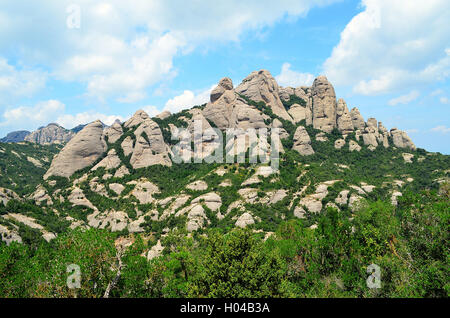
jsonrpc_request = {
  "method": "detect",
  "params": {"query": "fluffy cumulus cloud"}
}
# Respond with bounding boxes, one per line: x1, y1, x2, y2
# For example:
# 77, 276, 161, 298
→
275, 63, 315, 87
164, 85, 216, 113
0, 58, 47, 101
1, 100, 65, 128
56, 112, 125, 129
0, 99, 124, 131
388, 90, 420, 106
323, 0, 450, 95
140, 105, 162, 118
0, 0, 339, 103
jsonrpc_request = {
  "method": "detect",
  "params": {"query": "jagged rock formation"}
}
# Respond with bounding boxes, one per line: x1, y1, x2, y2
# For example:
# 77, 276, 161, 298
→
104, 120, 123, 143
92, 149, 121, 171
236, 70, 293, 122
203, 77, 267, 131
391, 128, 416, 150
44, 120, 107, 179
350, 108, 366, 131
24, 123, 75, 145
156, 111, 171, 120
0, 130, 30, 143
336, 99, 354, 134
292, 126, 314, 155
129, 113, 172, 169
311, 76, 337, 133
124, 109, 149, 128
36, 69, 416, 184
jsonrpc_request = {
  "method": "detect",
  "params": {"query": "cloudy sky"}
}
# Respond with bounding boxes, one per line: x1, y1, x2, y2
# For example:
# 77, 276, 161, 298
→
0, 0, 449, 153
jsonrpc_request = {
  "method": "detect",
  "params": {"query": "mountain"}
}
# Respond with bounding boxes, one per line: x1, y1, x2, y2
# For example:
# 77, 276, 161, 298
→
0, 130, 31, 143
24, 123, 75, 145
70, 124, 87, 134
0, 70, 448, 298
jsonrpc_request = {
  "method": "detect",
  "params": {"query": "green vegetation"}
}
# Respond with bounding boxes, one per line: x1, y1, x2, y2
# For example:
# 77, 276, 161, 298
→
0, 189, 447, 297
281, 94, 307, 109
0, 142, 62, 195
0, 96, 448, 299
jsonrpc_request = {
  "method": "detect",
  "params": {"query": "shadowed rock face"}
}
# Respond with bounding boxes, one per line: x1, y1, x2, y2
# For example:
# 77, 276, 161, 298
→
44, 120, 107, 179
0, 130, 30, 143
24, 123, 75, 145
311, 76, 337, 133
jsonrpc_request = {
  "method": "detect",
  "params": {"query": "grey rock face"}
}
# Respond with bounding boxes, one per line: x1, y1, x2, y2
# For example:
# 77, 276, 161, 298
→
129, 118, 172, 169
367, 118, 378, 129
203, 77, 266, 131
311, 76, 337, 133
236, 70, 293, 122
104, 121, 123, 143
288, 104, 307, 123
25, 123, 75, 145
292, 126, 314, 155
390, 128, 416, 150
349, 140, 362, 152
336, 99, 354, 134
156, 111, 171, 120
210, 77, 233, 103
92, 149, 121, 171
44, 120, 107, 179
124, 110, 150, 128
350, 108, 366, 130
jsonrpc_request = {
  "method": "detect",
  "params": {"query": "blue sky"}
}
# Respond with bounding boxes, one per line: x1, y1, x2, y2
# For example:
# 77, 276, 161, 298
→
0, 0, 449, 153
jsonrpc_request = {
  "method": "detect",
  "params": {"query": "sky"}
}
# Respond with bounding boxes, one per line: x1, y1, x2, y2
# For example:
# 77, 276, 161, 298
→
0, 0, 449, 153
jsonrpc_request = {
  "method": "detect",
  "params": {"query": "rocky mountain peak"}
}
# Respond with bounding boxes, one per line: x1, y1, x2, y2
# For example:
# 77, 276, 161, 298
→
0, 130, 31, 143
210, 77, 234, 103
236, 69, 293, 122
24, 123, 75, 145
311, 75, 337, 133
41, 68, 418, 181
43, 120, 107, 179
124, 110, 150, 128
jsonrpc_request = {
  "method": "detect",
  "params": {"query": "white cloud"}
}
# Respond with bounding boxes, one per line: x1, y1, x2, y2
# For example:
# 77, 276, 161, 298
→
141, 105, 162, 118
164, 85, 216, 113
0, 99, 124, 131
1, 100, 65, 128
431, 125, 450, 133
431, 89, 444, 96
0, 1, 340, 103
275, 63, 315, 87
388, 90, 420, 106
0, 58, 46, 101
323, 0, 450, 95
56, 112, 125, 129
439, 97, 449, 104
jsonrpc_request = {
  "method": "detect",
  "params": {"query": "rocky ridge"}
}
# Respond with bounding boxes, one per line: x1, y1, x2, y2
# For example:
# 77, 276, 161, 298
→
1, 69, 436, 250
